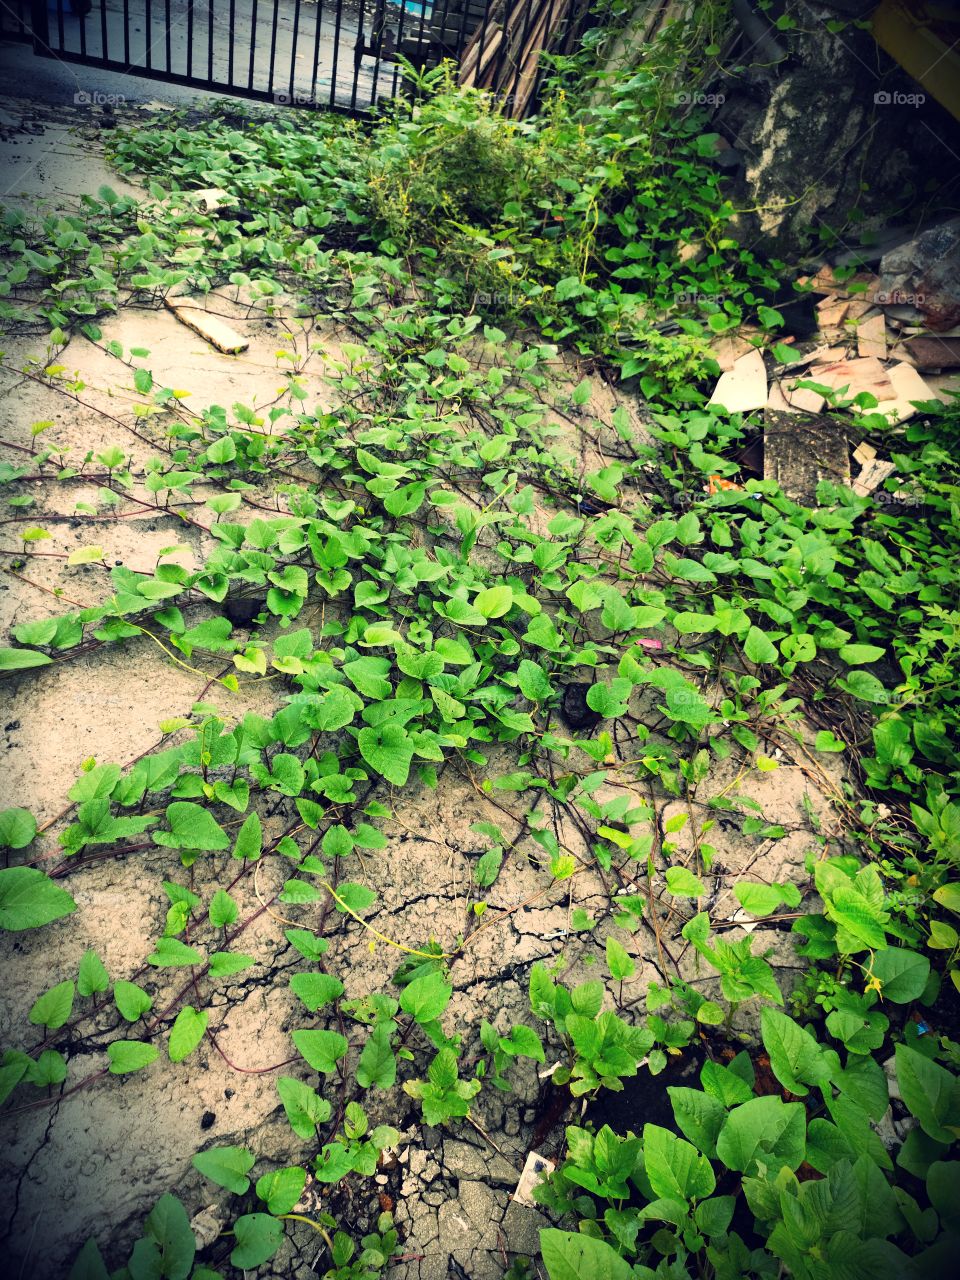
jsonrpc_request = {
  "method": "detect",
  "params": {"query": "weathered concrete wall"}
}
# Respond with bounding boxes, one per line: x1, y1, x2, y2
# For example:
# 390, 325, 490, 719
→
609, 0, 960, 257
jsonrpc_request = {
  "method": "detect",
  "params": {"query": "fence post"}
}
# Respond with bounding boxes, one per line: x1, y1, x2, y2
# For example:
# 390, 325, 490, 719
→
30, 0, 50, 48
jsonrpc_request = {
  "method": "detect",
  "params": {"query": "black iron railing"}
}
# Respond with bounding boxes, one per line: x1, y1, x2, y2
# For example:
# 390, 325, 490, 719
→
1, 0, 589, 115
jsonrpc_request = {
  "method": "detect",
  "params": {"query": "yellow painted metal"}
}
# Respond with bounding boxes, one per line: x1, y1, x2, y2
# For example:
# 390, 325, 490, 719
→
872, 0, 960, 122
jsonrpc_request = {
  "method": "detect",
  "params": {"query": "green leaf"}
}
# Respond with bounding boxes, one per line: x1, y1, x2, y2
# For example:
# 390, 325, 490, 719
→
668, 1086, 726, 1156
30, 1048, 67, 1086
474, 847, 503, 887
399, 970, 452, 1024
107, 1040, 159, 1074
322, 824, 354, 859
760, 1007, 829, 1097
933, 883, 960, 915
290, 972, 344, 1012
168, 1006, 208, 1062
153, 802, 229, 851
0, 866, 76, 930
586, 679, 632, 718
735, 882, 786, 917
208, 888, 238, 928
644, 1123, 715, 1200
343, 655, 392, 699
77, 948, 110, 997
839, 643, 885, 665
716, 1095, 806, 1175
208, 952, 255, 977
870, 949, 930, 1003
357, 723, 413, 786
232, 810, 262, 861
256, 1166, 306, 1215
29, 980, 75, 1030
68, 1239, 110, 1280
230, 1214, 284, 1270
838, 669, 889, 704
744, 626, 778, 664
277, 1076, 332, 1138
114, 979, 153, 1022
308, 686, 359, 732
517, 659, 553, 702
474, 585, 513, 618
606, 936, 635, 981
0, 807, 37, 849
333, 882, 377, 914
895, 1043, 960, 1142
192, 1146, 255, 1195
0, 647, 54, 670
148, 937, 203, 967
352, 822, 387, 850
665, 866, 705, 897
137, 1194, 195, 1280
539, 1229, 633, 1280
356, 1023, 397, 1090
293, 1028, 349, 1073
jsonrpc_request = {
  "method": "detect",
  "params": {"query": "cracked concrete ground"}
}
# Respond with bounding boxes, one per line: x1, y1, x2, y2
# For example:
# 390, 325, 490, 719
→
0, 105, 851, 1279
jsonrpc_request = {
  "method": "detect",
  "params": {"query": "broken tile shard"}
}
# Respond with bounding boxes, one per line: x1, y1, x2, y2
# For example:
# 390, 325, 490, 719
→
709, 348, 767, 413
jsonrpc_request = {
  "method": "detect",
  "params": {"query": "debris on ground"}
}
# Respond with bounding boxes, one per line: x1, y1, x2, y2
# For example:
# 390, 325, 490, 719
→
876, 216, 960, 330
762, 410, 850, 505
163, 299, 250, 354
708, 347, 767, 412
512, 1151, 556, 1208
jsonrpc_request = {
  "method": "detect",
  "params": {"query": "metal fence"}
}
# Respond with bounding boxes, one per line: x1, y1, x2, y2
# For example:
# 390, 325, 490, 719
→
0, 0, 528, 113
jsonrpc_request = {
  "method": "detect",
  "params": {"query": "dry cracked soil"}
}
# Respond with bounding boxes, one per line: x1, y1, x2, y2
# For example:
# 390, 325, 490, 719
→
0, 101, 849, 1280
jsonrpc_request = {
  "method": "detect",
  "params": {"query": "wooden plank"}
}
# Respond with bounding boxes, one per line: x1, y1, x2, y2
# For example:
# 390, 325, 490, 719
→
763, 410, 851, 505
163, 300, 249, 354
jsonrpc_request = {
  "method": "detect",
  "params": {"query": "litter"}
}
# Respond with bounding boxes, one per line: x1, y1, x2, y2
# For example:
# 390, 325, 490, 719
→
512, 1150, 556, 1208
163, 299, 249, 355
855, 312, 888, 361
709, 348, 767, 413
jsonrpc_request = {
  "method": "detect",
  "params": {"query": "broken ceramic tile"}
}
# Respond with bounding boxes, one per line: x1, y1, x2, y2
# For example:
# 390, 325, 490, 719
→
763, 410, 850, 504
709, 348, 767, 413
852, 440, 877, 465
902, 334, 960, 371
786, 383, 826, 413
813, 355, 895, 403
852, 458, 897, 496
709, 334, 754, 372
817, 300, 850, 328
855, 312, 887, 360
766, 380, 795, 412
871, 361, 937, 424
